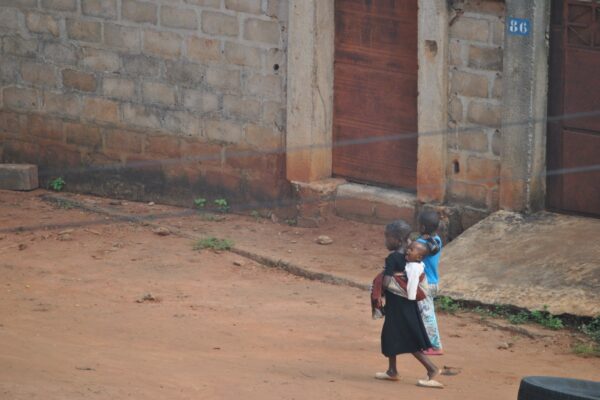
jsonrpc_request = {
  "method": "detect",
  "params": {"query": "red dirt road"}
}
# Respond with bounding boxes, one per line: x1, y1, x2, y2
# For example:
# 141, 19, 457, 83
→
1, 191, 599, 399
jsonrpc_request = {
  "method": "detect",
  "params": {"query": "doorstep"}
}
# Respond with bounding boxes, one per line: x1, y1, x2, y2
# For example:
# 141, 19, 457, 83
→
292, 178, 417, 227
334, 183, 417, 225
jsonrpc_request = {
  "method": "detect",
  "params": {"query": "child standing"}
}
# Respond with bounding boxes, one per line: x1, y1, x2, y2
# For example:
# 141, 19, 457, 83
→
416, 210, 444, 355
373, 220, 443, 388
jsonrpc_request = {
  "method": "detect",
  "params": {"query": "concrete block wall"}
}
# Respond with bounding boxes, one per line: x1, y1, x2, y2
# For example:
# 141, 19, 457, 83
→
0, 0, 289, 206
446, 0, 505, 229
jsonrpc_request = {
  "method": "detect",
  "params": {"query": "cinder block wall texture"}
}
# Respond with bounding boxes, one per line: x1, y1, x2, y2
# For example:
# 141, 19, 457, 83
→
0, 0, 289, 206
446, 0, 505, 229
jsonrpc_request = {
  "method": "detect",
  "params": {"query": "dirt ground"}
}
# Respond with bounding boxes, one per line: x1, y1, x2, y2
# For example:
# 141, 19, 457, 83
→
1, 190, 599, 400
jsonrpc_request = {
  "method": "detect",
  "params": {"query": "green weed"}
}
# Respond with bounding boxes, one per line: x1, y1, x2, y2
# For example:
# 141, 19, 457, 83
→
49, 177, 65, 192
493, 304, 512, 316
530, 306, 564, 330
472, 306, 501, 319
507, 311, 530, 325
436, 296, 460, 314
436, 298, 567, 331
193, 237, 234, 251
194, 198, 207, 209
214, 198, 229, 213
581, 317, 600, 344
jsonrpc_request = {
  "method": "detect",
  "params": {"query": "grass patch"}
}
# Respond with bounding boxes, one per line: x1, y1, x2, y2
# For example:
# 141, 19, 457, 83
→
193, 237, 234, 251
472, 305, 505, 319
435, 297, 578, 333
581, 317, 600, 344
572, 343, 600, 357
507, 311, 530, 325
530, 307, 564, 330
435, 296, 460, 314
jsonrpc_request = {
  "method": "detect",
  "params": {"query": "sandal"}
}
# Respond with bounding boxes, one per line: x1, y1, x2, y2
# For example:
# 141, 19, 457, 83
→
417, 378, 444, 388
375, 372, 400, 381
422, 348, 444, 356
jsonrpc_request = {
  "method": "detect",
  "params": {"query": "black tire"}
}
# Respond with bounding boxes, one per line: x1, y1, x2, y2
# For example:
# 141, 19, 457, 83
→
518, 376, 600, 400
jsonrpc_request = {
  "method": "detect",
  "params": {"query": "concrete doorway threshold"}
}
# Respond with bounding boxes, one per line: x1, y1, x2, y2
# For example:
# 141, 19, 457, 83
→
334, 183, 416, 225
440, 211, 600, 317
293, 179, 417, 227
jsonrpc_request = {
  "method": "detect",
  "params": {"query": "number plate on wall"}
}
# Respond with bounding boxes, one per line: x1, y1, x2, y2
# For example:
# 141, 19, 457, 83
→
507, 17, 531, 36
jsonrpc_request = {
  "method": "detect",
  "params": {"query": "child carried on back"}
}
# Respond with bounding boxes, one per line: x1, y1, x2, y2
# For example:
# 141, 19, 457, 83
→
369, 220, 443, 388
371, 242, 428, 318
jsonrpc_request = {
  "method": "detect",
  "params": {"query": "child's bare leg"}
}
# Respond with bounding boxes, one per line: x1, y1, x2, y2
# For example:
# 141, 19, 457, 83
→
387, 356, 398, 377
411, 352, 439, 379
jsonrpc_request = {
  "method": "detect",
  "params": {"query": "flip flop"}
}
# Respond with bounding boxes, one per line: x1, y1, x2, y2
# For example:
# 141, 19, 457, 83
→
417, 379, 444, 389
375, 372, 400, 381
422, 348, 444, 356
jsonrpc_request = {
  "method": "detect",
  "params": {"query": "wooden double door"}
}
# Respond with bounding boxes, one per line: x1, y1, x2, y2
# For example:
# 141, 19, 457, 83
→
333, 0, 418, 190
548, 0, 600, 216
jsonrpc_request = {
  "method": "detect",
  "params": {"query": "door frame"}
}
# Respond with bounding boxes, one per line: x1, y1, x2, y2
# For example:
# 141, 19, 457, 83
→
285, 0, 449, 204
546, 0, 600, 216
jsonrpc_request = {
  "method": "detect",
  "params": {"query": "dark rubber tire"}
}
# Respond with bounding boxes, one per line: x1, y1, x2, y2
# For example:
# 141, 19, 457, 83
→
518, 376, 600, 400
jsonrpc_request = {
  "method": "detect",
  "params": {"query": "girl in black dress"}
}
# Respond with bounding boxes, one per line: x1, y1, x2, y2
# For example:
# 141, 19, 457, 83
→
374, 220, 443, 388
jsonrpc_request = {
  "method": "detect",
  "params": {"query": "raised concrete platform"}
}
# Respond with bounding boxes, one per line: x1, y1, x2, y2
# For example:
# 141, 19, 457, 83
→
293, 180, 473, 241
440, 211, 600, 317
334, 183, 417, 225
0, 164, 38, 191
292, 179, 417, 227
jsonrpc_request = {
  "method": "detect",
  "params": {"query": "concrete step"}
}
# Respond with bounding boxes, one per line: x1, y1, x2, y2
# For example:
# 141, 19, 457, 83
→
0, 164, 38, 191
293, 179, 417, 227
334, 183, 416, 225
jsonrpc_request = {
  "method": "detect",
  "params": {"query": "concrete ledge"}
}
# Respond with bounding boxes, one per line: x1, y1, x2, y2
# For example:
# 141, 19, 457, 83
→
292, 178, 345, 197
292, 178, 346, 227
0, 164, 38, 191
441, 210, 600, 317
335, 183, 417, 225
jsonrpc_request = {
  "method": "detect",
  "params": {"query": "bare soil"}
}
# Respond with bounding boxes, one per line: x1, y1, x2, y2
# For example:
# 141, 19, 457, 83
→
1, 190, 598, 400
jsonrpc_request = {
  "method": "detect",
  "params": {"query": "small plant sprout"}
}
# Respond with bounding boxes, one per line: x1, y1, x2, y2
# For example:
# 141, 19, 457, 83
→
49, 177, 65, 192
194, 198, 207, 209
214, 198, 229, 213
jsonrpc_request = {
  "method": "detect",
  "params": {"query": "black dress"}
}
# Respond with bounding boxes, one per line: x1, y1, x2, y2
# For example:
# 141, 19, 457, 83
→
381, 251, 432, 357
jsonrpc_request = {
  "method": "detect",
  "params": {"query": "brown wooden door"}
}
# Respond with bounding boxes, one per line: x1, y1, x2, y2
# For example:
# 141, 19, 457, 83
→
333, 0, 418, 190
547, 0, 600, 216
